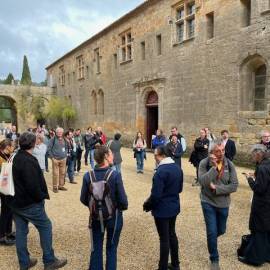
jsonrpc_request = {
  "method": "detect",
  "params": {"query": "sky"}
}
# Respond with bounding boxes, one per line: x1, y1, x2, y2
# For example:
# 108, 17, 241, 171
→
0, 0, 144, 82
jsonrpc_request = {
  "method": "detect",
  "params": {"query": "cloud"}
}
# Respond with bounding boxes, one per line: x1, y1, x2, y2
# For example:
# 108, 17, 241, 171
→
0, 0, 144, 82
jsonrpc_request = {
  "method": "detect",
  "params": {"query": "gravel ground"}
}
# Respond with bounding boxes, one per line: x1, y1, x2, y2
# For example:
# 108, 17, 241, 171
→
1, 148, 269, 270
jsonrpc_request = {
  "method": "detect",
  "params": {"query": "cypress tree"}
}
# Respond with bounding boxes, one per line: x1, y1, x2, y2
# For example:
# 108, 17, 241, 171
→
20, 55, 32, 85
4, 73, 14, 84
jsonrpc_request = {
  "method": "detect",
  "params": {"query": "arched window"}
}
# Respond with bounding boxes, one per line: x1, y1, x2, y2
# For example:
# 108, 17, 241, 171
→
240, 55, 268, 111
91, 90, 97, 115
254, 64, 267, 111
97, 89, 104, 115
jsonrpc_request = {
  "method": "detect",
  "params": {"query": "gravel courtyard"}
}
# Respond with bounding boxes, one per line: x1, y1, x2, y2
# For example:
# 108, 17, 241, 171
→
1, 148, 268, 270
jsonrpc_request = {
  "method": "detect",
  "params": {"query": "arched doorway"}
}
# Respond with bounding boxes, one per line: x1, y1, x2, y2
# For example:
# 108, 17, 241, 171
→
146, 91, 158, 148
0, 96, 17, 127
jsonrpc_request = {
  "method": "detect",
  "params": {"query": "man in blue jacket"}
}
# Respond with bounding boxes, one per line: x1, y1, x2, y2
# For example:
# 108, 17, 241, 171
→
143, 145, 183, 270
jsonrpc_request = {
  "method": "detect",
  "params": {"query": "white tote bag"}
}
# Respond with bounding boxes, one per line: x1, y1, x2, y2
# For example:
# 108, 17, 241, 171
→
0, 155, 15, 196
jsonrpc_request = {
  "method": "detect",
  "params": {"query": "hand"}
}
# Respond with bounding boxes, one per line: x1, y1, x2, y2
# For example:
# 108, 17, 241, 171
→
204, 145, 208, 149
143, 199, 152, 212
209, 154, 218, 168
209, 182, 216, 191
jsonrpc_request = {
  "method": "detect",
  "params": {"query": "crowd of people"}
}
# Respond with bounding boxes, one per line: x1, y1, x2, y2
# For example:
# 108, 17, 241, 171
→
0, 124, 270, 270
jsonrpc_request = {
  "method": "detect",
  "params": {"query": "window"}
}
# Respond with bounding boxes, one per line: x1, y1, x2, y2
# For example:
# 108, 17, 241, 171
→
241, 0, 251, 27
206, 12, 214, 39
94, 48, 100, 73
254, 65, 267, 111
67, 73, 70, 85
175, 1, 196, 43
120, 30, 132, 62
156, 35, 162, 55
97, 89, 104, 115
59, 65, 65, 86
76, 55, 84, 80
91, 91, 97, 115
86, 66, 89, 79
141, 41, 146, 60
113, 54, 117, 68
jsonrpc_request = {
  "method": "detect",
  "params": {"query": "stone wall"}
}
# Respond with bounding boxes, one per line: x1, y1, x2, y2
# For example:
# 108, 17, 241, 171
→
46, 0, 270, 162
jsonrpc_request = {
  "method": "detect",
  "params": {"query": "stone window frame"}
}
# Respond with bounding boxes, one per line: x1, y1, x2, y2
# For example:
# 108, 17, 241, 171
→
240, 54, 268, 112
76, 55, 85, 80
91, 90, 97, 115
59, 65, 65, 86
94, 48, 101, 74
97, 89, 104, 115
206, 12, 214, 40
173, 0, 196, 44
240, 0, 251, 27
119, 29, 133, 64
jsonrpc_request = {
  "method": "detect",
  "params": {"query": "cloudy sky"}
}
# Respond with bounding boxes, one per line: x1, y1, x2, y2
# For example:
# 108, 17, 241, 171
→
0, 0, 144, 82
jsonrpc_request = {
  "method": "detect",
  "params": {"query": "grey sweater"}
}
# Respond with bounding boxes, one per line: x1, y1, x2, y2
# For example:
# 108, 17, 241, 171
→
47, 137, 67, 160
198, 157, 238, 208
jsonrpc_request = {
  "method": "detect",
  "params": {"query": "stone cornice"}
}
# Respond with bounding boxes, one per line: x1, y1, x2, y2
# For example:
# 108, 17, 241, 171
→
132, 76, 166, 87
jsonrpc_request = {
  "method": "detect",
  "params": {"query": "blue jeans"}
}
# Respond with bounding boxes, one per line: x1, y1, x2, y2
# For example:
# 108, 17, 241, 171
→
67, 156, 75, 182
89, 149, 95, 169
112, 164, 121, 174
135, 151, 144, 172
89, 212, 123, 270
11, 201, 55, 268
201, 202, 229, 262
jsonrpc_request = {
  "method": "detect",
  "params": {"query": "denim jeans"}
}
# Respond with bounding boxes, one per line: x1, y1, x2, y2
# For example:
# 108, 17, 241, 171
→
11, 201, 55, 268
89, 212, 123, 270
89, 149, 95, 169
135, 151, 144, 172
201, 202, 229, 262
112, 164, 121, 174
154, 216, 179, 270
66, 156, 75, 182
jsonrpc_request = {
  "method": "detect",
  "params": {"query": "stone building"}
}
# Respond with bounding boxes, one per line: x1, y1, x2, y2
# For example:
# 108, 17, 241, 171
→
46, 0, 270, 160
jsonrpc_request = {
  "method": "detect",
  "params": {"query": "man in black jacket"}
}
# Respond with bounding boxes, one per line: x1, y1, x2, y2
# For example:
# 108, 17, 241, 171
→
7, 132, 67, 270
221, 130, 236, 161
5, 125, 20, 141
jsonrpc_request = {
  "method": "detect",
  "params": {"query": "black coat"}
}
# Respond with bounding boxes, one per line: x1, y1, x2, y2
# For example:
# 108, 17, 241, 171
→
248, 158, 270, 232
7, 149, 49, 209
224, 139, 236, 161
189, 137, 209, 167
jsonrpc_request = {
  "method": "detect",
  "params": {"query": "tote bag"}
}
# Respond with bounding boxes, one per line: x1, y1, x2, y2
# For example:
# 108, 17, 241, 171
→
0, 155, 15, 196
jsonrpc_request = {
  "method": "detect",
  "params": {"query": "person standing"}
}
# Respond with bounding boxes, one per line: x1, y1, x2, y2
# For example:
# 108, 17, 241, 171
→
65, 130, 77, 184
6, 125, 20, 141
198, 139, 238, 270
151, 129, 166, 149
80, 145, 128, 270
0, 139, 15, 246
133, 132, 147, 174
260, 130, 270, 150
74, 128, 84, 174
169, 127, 186, 152
221, 130, 236, 161
238, 144, 270, 266
166, 134, 183, 168
32, 134, 47, 173
84, 127, 94, 166
47, 127, 67, 193
96, 127, 106, 145
189, 129, 210, 186
7, 132, 67, 270
108, 133, 122, 174
143, 146, 183, 270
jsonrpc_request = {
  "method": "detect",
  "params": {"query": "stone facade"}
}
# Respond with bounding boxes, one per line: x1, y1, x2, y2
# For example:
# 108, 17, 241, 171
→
0, 85, 55, 131
46, 0, 270, 161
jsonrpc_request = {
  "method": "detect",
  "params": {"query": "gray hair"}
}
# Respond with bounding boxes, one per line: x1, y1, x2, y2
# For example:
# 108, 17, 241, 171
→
56, 127, 64, 133
251, 144, 267, 153
208, 138, 224, 153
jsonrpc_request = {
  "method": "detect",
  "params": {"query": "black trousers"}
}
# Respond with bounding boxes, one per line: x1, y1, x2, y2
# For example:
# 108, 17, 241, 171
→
84, 148, 90, 165
154, 216, 179, 270
74, 149, 83, 172
0, 194, 13, 238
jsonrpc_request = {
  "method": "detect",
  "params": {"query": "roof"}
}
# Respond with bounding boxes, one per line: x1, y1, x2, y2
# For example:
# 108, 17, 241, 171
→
46, 0, 160, 70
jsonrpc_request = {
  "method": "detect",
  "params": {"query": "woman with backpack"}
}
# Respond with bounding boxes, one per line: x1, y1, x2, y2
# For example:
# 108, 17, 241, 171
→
80, 145, 128, 270
133, 131, 147, 174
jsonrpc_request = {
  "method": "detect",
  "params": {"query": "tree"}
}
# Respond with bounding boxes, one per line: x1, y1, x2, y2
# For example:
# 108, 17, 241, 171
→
45, 97, 76, 128
4, 73, 14, 84
20, 55, 32, 85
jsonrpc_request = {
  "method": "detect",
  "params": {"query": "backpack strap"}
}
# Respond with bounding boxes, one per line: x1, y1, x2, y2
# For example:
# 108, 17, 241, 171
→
88, 170, 97, 184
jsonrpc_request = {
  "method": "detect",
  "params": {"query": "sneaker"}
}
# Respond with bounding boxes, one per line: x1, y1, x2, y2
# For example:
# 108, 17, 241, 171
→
20, 258, 38, 270
44, 257, 67, 270
6, 232, 16, 240
210, 261, 220, 270
58, 187, 67, 191
53, 188, 58, 193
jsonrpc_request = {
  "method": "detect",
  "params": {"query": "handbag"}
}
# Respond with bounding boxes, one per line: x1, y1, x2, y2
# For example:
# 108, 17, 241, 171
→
0, 155, 15, 196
